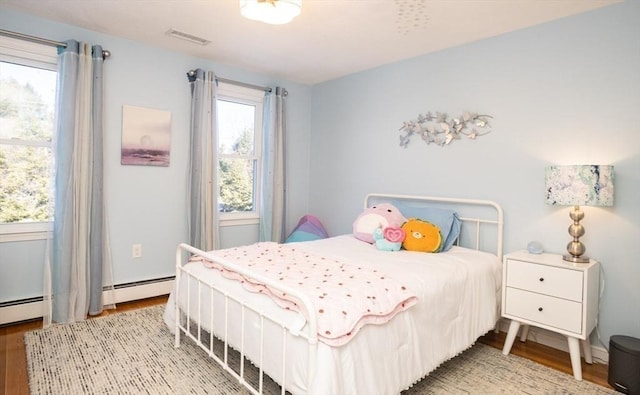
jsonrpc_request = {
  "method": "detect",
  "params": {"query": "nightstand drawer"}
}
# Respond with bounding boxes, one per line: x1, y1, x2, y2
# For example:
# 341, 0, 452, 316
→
506, 259, 583, 302
504, 287, 582, 334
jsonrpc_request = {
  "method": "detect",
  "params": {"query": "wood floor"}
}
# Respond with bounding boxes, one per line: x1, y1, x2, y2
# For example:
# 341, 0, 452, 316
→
1, 295, 612, 394
479, 330, 611, 389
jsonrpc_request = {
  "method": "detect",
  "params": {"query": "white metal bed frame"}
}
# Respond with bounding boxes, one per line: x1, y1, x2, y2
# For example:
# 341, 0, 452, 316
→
173, 193, 504, 394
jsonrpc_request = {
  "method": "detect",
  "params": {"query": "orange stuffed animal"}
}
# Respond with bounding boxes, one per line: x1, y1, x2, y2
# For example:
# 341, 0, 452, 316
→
401, 218, 443, 253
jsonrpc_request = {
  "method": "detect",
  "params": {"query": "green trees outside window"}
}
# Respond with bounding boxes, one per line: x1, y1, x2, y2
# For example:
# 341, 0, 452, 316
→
0, 63, 55, 224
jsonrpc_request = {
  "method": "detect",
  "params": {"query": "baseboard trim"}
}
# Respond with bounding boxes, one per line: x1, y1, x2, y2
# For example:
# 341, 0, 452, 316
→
0, 299, 44, 326
0, 277, 174, 326
496, 318, 609, 364
111, 276, 174, 304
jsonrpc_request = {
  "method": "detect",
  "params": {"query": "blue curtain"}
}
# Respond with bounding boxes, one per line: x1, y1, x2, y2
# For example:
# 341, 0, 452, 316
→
259, 87, 287, 242
187, 69, 219, 250
45, 40, 113, 325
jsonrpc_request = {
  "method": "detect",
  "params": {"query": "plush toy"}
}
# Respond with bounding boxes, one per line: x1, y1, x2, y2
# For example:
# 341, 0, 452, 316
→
373, 226, 406, 252
353, 203, 406, 244
401, 218, 443, 253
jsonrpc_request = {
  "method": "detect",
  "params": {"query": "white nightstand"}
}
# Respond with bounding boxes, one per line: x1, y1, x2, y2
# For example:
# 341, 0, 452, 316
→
501, 250, 600, 381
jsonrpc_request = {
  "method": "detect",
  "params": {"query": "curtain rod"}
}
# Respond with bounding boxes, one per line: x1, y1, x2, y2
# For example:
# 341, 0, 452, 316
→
187, 69, 272, 93
0, 28, 111, 59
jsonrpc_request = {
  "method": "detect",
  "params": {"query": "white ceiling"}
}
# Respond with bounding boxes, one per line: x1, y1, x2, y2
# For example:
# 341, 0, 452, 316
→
0, 0, 621, 84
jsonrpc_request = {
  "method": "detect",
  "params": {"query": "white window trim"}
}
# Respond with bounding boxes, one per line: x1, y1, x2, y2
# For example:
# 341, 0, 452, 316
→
0, 35, 57, 70
216, 82, 265, 226
0, 36, 57, 242
219, 217, 260, 227
0, 222, 52, 242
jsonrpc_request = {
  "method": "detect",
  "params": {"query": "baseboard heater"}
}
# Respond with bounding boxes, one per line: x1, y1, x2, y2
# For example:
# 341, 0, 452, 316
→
0, 276, 174, 326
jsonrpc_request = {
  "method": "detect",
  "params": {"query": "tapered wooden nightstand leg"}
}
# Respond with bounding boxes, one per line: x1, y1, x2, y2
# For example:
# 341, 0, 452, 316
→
582, 339, 593, 364
519, 325, 529, 342
502, 320, 521, 355
567, 337, 583, 381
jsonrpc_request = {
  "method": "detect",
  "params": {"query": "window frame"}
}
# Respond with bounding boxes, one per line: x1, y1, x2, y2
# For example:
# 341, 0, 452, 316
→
0, 36, 57, 242
216, 82, 265, 227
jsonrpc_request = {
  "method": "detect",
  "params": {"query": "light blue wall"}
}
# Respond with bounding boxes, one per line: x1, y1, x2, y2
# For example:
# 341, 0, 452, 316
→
309, 1, 640, 344
0, 7, 312, 302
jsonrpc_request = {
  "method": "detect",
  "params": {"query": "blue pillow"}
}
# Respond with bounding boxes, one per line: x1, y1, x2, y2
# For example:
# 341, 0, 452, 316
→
393, 203, 461, 252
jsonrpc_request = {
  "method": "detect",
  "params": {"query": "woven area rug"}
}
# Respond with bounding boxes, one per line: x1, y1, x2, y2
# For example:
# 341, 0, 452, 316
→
25, 305, 615, 395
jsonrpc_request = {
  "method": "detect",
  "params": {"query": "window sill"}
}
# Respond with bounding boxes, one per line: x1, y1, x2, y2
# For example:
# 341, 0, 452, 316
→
0, 223, 52, 243
0, 218, 260, 242
219, 217, 260, 227
0, 231, 48, 243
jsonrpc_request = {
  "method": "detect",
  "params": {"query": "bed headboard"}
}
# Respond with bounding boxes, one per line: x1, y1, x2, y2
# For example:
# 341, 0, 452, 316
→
364, 193, 504, 260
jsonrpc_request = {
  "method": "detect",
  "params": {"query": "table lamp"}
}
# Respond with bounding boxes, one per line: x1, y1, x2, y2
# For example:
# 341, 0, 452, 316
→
545, 165, 614, 263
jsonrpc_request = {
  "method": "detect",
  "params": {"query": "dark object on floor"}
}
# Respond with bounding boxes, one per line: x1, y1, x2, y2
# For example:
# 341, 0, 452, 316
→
608, 335, 640, 394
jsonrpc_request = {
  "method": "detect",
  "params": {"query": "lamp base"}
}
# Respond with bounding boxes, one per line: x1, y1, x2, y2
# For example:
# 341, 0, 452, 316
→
563, 254, 590, 264
564, 206, 589, 264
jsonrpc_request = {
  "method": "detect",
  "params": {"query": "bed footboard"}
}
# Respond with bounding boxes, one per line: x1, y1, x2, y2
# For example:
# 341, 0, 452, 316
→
173, 243, 318, 395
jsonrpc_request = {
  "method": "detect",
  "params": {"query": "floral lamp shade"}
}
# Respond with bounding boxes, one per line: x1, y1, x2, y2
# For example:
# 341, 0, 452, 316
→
545, 164, 614, 263
545, 165, 614, 207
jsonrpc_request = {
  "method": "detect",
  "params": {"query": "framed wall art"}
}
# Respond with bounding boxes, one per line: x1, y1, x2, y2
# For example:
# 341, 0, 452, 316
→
121, 105, 171, 166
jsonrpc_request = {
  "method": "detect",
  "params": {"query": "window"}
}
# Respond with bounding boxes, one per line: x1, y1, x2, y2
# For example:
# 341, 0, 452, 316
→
216, 82, 264, 225
0, 37, 57, 241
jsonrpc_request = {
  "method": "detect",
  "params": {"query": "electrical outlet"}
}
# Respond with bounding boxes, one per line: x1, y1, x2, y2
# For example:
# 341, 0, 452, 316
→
132, 244, 142, 258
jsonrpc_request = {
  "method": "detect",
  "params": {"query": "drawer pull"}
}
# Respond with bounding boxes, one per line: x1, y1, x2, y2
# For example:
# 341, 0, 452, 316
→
539, 277, 544, 282
538, 307, 543, 312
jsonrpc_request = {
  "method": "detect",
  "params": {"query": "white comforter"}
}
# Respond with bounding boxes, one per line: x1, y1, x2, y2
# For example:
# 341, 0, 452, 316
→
164, 235, 502, 395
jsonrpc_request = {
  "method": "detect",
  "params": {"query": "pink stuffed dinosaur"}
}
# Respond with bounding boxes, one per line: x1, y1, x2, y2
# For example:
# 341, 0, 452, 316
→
352, 203, 406, 244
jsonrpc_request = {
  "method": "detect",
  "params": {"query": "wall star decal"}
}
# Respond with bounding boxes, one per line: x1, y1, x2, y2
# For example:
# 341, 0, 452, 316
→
399, 111, 492, 147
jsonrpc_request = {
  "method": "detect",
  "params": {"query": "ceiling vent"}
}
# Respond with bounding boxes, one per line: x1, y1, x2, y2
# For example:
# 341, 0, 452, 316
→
166, 28, 210, 45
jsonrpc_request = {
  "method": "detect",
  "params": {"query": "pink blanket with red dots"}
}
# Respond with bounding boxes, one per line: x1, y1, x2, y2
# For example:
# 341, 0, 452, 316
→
191, 242, 418, 346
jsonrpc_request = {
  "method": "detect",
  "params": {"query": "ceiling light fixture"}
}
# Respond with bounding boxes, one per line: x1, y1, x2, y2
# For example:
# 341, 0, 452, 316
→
240, 0, 302, 25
